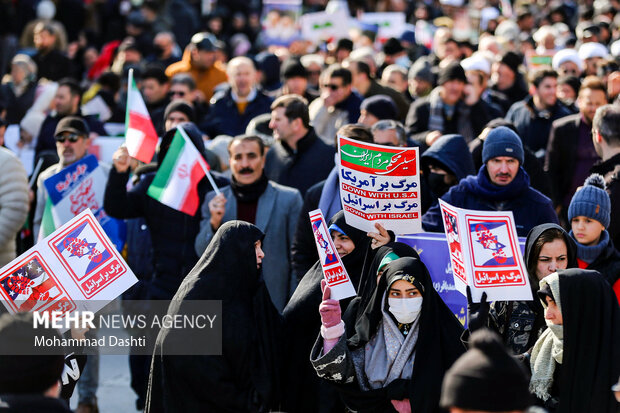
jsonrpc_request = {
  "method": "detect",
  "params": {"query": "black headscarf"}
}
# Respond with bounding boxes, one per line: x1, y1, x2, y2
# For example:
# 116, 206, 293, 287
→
146, 221, 282, 412
554, 269, 620, 413
338, 257, 466, 413
524, 223, 578, 293
345, 242, 421, 332
281, 210, 372, 413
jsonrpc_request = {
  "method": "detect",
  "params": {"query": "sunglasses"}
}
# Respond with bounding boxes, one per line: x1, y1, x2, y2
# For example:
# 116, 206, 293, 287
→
169, 90, 186, 97
323, 83, 342, 91
55, 133, 82, 143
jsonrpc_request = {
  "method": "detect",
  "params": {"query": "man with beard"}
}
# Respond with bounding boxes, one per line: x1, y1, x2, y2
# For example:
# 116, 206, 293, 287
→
422, 126, 558, 236
33, 117, 107, 240
195, 134, 302, 311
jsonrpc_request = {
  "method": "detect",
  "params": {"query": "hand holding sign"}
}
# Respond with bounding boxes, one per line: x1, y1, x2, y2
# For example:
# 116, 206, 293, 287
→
319, 279, 341, 327
466, 286, 489, 332
367, 222, 391, 249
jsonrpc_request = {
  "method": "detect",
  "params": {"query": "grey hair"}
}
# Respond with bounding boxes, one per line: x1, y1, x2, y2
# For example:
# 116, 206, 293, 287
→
371, 120, 406, 145
592, 104, 620, 146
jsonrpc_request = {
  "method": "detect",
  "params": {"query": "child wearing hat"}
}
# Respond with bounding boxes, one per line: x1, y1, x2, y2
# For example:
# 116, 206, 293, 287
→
568, 173, 620, 302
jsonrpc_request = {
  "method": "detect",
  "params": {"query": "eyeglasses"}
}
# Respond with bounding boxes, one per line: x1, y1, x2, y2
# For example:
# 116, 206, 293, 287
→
323, 83, 342, 91
54, 133, 82, 143
169, 90, 186, 97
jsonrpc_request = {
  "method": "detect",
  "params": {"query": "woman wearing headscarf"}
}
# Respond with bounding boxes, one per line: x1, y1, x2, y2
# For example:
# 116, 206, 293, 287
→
467, 223, 578, 355
529, 269, 619, 412
311, 257, 466, 413
146, 221, 282, 412
281, 210, 389, 412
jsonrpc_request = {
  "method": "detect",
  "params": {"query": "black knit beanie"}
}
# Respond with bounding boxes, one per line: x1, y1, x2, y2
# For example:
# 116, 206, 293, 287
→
499, 51, 522, 75
360, 95, 397, 121
0, 312, 65, 394
440, 329, 531, 411
438, 62, 467, 85
164, 100, 195, 124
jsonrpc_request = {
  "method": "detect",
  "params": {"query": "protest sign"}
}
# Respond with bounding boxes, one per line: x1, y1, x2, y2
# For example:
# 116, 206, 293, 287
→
359, 12, 406, 40
261, 0, 302, 46
439, 200, 532, 302
338, 136, 421, 234
0, 209, 137, 316
397, 232, 527, 327
309, 209, 356, 300
41, 154, 126, 251
300, 10, 350, 43
525, 50, 555, 70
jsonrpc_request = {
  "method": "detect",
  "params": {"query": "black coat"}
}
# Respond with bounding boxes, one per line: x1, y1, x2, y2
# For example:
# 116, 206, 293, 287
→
290, 179, 324, 280
405, 95, 500, 153
0, 395, 73, 412
590, 153, 620, 248
103, 123, 228, 299
545, 114, 600, 211
469, 135, 552, 198
33, 49, 71, 82
146, 221, 282, 412
202, 88, 273, 137
264, 127, 335, 196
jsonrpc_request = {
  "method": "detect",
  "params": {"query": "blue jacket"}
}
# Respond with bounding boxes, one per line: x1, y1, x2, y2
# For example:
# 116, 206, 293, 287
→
422, 166, 558, 236
202, 88, 273, 137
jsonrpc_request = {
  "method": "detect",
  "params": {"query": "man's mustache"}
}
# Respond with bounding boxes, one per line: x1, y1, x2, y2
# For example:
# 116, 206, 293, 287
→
239, 167, 254, 174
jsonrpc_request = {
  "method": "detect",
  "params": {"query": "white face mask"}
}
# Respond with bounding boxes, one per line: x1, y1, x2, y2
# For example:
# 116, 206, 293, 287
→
388, 296, 423, 324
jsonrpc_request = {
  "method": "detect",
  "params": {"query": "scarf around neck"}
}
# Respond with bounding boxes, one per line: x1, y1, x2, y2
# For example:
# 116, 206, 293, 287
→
230, 173, 269, 203
530, 273, 563, 401
467, 165, 530, 202
363, 291, 420, 390
570, 229, 610, 264
428, 88, 474, 142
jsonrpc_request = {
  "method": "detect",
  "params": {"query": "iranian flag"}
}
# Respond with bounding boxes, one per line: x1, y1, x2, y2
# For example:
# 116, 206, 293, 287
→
147, 126, 209, 216
125, 69, 158, 163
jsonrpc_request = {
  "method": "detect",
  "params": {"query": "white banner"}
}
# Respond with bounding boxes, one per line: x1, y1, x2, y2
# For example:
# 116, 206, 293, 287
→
439, 200, 533, 302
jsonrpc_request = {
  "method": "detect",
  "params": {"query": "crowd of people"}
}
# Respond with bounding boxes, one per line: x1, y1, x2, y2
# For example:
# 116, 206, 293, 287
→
0, 0, 619, 412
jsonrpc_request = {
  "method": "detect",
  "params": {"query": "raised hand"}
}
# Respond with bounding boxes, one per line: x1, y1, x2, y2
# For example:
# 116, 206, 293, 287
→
466, 286, 489, 332
319, 279, 341, 328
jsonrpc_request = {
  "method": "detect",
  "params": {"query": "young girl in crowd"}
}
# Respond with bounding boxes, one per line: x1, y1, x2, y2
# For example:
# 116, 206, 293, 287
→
567, 174, 620, 302
529, 269, 619, 412
312, 257, 465, 413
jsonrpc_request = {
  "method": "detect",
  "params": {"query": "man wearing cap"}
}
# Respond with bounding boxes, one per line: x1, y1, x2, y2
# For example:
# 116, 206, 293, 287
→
422, 126, 558, 236
195, 134, 302, 311
408, 58, 434, 101
34, 116, 108, 240
343, 58, 410, 121
578, 42, 609, 76
358, 95, 398, 127
165, 32, 227, 102
406, 62, 500, 152
546, 77, 607, 224
491, 51, 529, 109
461, 53, 508, 116
270, 58, 319, 103
203, 56, 273, 138
506, 69, 572, 160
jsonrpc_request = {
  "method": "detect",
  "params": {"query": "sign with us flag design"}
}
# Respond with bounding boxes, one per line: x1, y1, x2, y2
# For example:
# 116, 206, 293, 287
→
0, 209, 137, 317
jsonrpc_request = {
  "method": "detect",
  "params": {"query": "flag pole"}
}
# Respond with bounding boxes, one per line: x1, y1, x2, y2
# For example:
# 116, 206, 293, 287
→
177, 126, 221, 195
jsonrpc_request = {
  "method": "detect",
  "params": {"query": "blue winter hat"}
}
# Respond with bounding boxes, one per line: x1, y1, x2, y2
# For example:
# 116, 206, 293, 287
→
568, 174, 610, 228
482, 126, 524, 165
